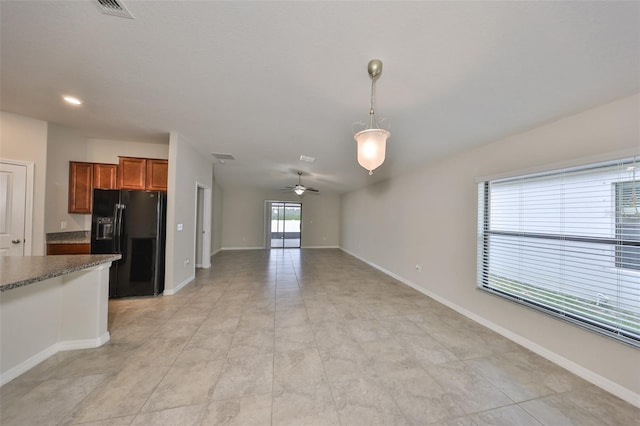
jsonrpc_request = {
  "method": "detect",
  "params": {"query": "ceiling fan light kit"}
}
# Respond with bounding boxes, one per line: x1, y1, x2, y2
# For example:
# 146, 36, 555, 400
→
283, 172, 319, 196
354, 58, 390, 175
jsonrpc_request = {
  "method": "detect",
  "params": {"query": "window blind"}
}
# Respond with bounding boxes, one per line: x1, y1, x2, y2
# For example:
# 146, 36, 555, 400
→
477, 156, 640, 346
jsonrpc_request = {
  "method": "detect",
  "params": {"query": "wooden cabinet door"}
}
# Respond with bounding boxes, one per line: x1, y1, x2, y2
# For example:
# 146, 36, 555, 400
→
118, 157, 146, 190
68, 162, 93, 213
93, 163, 118, 189
47, 243, 91, 255
146, 159, 168, 191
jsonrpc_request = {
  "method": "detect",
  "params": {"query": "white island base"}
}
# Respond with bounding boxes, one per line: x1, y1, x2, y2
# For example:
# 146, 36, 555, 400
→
0, 261, 112, 386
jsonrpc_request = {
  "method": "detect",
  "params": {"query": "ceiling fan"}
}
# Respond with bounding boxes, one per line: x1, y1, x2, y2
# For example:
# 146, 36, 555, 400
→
282, 172, 319, 196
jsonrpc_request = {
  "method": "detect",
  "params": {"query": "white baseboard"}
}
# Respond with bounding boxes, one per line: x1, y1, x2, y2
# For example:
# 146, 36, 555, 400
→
0, 332, 111, 387
0, 344, 58, 386
220, 246, 265, 251
218, 246, 340, 251
210, 248, 222, 257
218, 246, 341, 250
163, 274, 195, 295
340, 248, 640, 409
58, 332, 111, 351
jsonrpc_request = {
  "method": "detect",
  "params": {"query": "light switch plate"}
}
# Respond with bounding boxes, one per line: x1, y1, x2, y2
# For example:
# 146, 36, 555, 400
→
177, 223, 183, 231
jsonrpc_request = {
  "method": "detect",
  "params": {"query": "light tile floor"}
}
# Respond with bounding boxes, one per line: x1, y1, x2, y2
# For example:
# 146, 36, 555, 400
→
1, 249, 638, 425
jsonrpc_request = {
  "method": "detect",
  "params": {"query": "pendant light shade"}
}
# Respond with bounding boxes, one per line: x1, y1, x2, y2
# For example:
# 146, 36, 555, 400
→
354, 59, 390, 175
354, 128, 389, 173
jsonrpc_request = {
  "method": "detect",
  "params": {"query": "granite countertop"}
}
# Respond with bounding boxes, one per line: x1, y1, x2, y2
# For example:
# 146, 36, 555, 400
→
46, 231, 91, 245
0, 254, 121, 292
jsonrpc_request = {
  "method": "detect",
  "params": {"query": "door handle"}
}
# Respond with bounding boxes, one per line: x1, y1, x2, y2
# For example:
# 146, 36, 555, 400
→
11, 239, 21, 244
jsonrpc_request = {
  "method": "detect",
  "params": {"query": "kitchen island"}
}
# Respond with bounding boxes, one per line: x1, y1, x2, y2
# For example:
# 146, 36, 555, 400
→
0, 254, 120, 386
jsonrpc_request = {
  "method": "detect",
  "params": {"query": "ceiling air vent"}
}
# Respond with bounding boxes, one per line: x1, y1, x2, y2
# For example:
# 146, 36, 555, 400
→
211, 153, 236, 163
94, 0, 134, 19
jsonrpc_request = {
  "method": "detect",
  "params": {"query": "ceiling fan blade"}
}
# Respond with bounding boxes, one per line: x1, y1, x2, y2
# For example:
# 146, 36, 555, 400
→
306, 188, 319, 192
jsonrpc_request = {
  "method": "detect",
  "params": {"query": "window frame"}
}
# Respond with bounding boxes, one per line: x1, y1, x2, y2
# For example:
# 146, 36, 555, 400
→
477, 157, 640, 348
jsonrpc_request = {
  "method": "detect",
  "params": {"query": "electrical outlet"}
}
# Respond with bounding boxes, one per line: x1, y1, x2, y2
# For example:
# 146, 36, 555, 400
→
60, 221, 67, 230
184, 258, 190, 267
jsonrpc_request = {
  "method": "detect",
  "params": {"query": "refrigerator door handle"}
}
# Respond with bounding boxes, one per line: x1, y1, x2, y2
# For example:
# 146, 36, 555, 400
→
112, 204, 120, 252
115, 204, 125, 253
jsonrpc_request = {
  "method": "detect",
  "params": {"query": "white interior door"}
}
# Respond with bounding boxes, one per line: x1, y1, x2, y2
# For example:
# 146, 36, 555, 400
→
0, 162, 27, 256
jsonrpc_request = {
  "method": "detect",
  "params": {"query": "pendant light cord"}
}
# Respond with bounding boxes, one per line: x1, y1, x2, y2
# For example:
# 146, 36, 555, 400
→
369, 78, 376, 129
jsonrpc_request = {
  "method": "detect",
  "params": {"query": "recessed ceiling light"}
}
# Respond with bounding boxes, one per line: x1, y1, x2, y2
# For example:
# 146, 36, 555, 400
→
63, 96, 83, 105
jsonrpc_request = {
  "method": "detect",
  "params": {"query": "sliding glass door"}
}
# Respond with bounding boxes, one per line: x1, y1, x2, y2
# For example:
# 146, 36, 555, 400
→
268, 202, 301, 248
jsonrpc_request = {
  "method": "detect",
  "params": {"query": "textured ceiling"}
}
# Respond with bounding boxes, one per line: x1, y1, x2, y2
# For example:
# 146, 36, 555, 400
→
1, 1, 639, 193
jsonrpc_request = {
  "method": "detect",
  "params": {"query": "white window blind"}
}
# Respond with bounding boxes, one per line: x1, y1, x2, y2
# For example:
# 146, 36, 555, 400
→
477, 156, 640, 346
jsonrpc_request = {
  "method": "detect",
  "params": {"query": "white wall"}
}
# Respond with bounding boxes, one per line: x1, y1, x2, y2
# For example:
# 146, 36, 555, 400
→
299, 192, 341, 248
85, 138, 169, 163
45, 123, 91, 232
341, 94, 640, 404
221, 188, 340, 249
0, 111, 48, 254
165, 132, 213, 294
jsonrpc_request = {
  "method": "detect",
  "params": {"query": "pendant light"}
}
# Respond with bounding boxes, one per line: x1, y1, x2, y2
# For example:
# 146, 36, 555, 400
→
354, 59, 390, 175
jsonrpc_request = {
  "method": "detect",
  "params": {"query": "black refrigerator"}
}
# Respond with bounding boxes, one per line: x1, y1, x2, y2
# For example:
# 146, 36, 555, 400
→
91, 189, 166, 298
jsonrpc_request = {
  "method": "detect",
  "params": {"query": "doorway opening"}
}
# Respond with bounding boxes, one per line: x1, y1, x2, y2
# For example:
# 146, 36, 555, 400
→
194, 183, 211, 268
266, 201, 301, 248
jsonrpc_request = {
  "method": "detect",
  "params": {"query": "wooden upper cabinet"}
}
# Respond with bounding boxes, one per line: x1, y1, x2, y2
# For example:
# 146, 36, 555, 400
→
93, 163, 118, 189
69, 162, 118, 213
118, 156, 168, 191
146, 159, 168, 191
68, 157, 166, 214
68, 162, 94, 214
118, 157, 147, 190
